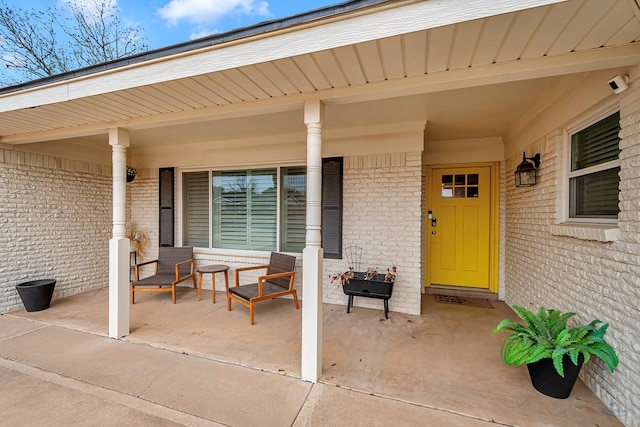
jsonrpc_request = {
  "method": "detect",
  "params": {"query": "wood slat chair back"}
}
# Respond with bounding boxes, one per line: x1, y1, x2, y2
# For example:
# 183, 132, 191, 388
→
228, 252, 299, 325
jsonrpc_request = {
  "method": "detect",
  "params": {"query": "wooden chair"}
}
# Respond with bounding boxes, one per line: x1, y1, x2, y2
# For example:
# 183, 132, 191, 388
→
227, 252, 298, 325
131, 246, 196, 304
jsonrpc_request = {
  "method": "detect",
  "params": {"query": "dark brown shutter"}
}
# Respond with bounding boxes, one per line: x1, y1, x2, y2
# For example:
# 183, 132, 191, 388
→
322, 157, 343, 259
159, 167, 174, 247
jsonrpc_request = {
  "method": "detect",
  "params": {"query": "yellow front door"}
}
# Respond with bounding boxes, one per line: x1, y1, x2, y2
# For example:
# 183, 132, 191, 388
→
428, 166, 492, 289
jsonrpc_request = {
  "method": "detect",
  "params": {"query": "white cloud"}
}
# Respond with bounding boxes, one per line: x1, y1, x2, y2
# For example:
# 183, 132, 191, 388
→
157, 0, 270, 26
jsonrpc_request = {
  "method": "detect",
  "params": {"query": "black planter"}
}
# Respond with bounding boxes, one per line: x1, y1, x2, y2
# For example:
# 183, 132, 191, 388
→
527, 354, 584, 399
15, 279, 56, 312
343, 272, 394, 318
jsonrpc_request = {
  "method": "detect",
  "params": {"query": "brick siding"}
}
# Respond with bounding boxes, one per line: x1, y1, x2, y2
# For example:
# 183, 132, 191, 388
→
322, 152, 423, 315
0, 149, 111, 313
504, 90, 640, 426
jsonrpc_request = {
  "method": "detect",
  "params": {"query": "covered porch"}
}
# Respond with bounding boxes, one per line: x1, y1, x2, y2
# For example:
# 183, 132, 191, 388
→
1, 287, 622, 426
1, 0, 639, 424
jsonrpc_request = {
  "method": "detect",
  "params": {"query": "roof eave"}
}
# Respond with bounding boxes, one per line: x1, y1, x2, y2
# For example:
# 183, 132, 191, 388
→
0, 0, 392, 95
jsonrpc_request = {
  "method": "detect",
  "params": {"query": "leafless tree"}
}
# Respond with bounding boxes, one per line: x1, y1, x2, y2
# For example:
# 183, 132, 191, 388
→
0, 0, 149, 87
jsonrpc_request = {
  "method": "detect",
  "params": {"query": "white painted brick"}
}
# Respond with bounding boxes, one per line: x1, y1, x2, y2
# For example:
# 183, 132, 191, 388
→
504, 92, 640, 426
322, 154, 422, 315
0, 148, 112, 313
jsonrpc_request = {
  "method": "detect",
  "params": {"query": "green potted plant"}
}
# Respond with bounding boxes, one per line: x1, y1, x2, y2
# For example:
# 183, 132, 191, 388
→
493, 305, 618, 399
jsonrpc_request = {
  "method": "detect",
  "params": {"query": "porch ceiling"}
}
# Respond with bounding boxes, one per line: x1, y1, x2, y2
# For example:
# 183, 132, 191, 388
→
0, 0, 639, 148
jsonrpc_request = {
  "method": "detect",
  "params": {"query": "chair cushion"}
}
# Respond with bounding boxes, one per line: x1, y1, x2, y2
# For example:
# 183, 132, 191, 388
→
229, 281, 287, 301
156, 247, 193, 275
132, 274, 175, 287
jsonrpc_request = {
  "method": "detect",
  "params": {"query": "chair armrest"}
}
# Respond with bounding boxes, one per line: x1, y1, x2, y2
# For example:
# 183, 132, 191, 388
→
259, 271, 295, 281
234, 264, 269, 287
235, 264, 269, 273
257, 271, 295, 295
174, 258, 195, 281
136, 259, 159, 267
134, 259, 158, 280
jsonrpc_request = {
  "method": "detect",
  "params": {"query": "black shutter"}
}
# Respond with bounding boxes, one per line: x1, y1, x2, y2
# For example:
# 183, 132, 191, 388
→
159, 167, 174, 247
322, 157, 343, 259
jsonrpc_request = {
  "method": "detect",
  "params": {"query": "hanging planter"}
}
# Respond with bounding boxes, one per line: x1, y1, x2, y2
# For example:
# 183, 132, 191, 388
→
126, 166, 138, 182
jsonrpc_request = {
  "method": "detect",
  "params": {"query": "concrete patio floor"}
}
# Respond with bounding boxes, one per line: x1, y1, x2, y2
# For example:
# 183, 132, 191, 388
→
0, 286, 623, 426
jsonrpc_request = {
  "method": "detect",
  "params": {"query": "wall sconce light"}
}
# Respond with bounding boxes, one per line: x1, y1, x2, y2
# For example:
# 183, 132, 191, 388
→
514, 152, 540, 187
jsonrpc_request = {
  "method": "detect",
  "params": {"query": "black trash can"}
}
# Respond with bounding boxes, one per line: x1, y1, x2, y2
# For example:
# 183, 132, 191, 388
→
15, 279, 56, 312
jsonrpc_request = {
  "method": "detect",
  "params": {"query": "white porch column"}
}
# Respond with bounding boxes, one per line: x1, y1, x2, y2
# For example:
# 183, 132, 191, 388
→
301, 100, 324, 382
108, 128, 130, 338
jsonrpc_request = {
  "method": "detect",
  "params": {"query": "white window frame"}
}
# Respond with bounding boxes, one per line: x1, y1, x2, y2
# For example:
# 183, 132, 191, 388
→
178, 162, 305, 256
562, 104, 620, 225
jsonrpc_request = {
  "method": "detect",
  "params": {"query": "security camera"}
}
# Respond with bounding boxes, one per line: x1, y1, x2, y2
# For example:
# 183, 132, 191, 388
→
608, 75, 629, 94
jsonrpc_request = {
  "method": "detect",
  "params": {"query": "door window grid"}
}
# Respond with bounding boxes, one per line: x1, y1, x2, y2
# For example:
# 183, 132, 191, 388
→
441, 174, 479, 198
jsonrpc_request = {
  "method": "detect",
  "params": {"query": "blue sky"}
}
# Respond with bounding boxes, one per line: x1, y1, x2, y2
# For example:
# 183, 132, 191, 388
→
3, 0, 340, 50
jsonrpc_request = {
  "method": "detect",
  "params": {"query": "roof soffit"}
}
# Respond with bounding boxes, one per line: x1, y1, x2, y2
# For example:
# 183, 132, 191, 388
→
0, 0, 638, 145
0, 0, 567, 112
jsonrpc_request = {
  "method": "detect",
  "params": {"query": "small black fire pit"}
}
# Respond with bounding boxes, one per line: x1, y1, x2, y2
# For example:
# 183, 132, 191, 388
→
342, 272, 394, 318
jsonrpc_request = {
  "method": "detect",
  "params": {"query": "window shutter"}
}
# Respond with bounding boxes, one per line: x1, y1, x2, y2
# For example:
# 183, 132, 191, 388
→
322, 157, 343, 259
159, 167, 174, 247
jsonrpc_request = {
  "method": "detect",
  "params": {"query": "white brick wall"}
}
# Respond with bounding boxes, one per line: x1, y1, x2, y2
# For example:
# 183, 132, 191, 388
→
505, 90, 640, 426
0, 148, 112, 313
322, 152, 423, 316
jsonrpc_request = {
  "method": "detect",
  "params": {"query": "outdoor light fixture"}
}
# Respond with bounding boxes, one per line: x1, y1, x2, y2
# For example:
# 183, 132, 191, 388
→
608, 74, 629, 94
514, 152, 541, 187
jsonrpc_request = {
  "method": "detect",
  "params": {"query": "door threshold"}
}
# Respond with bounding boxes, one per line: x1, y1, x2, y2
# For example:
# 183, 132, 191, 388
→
424, 285, 499, 301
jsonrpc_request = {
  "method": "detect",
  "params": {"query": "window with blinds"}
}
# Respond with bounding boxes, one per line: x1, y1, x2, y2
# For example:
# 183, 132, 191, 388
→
281, 167, 306, 253
212, 169, 277, 251
181, 160, 342, 255
569, 111, 620, 219
182, 171, 209, 247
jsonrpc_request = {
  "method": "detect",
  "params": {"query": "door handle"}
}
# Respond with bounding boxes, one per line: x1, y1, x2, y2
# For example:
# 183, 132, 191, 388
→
431, 217, 437, 227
